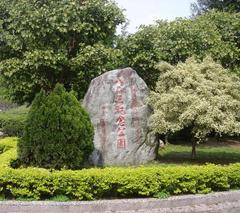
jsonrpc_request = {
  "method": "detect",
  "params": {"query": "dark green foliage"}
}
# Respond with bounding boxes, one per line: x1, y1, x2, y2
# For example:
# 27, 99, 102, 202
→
17, 84, 94, 169
0, 119, 24, 137
0, 106, 28, 137
0, 0, 125, 104
191, 0, 240, 15
0, 77, 15, 110
122, 11, 240, 88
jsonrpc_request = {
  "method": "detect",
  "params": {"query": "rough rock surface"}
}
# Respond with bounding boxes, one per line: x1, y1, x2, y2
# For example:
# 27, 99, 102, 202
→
83, 68, 158, 166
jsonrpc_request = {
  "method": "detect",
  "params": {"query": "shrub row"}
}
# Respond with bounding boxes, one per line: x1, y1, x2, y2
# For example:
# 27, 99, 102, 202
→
0, 137, 240, 201
2, 163, 240, 200
0, 106, 28, 137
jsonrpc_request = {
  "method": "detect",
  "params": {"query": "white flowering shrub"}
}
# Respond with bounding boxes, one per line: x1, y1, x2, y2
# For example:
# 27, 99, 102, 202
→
148, 57, 240, 158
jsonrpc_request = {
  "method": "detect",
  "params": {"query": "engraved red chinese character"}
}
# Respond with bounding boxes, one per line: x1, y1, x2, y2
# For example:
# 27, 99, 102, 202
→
116, 115, 125, 126
117, 137, 126, 149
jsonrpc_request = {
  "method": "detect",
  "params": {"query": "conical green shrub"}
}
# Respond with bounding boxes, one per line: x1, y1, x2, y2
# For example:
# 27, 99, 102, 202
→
18, 84, 94, 169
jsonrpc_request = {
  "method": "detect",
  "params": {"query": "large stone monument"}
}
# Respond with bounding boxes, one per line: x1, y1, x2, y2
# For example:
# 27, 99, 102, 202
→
83, 68, 158, 166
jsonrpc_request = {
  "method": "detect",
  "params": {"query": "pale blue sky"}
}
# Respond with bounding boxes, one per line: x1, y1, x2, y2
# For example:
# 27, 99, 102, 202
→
115, 0, 195, 33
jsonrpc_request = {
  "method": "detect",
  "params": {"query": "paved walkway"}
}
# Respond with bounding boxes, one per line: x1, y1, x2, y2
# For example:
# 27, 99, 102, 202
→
0, 191, 240, 213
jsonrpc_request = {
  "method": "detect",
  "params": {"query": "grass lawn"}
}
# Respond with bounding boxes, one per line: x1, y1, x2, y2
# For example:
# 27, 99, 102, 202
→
0, 105, 29, 119
158, 140, 240, 165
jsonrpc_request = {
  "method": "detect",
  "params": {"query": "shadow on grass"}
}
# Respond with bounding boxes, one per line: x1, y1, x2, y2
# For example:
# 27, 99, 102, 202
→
157, 145, 240, 165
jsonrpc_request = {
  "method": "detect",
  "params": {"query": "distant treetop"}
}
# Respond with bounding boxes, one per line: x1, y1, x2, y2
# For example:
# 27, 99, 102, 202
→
191, 0, 240, 15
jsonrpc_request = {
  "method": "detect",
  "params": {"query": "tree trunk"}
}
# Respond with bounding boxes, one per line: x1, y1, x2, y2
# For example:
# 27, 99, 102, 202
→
216, 133, 222, 143
165, 133, 169, 145
191, 139, 197, 160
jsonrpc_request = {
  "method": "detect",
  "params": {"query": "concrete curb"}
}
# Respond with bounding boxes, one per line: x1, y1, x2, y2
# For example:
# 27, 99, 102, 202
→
0, 190, 240, 213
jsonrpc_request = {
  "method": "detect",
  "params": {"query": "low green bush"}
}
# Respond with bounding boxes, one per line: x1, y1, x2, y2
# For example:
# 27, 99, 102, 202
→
0, 106, 28, 137
1, 137, 240, 200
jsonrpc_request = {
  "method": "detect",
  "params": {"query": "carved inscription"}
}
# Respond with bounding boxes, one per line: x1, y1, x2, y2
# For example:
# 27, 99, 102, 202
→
114, 77, 127, 149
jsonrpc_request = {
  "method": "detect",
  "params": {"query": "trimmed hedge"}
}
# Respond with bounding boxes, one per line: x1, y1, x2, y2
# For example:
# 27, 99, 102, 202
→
0, 137, 240, 200
0, 106, 28, 137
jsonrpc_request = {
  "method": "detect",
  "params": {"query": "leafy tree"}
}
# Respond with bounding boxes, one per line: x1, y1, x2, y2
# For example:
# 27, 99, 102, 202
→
191, 0, 240, 15
0, 0, 125, 104
18, 84, 94, 169
148, 57, 240, 159
122, 11, 240, 89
